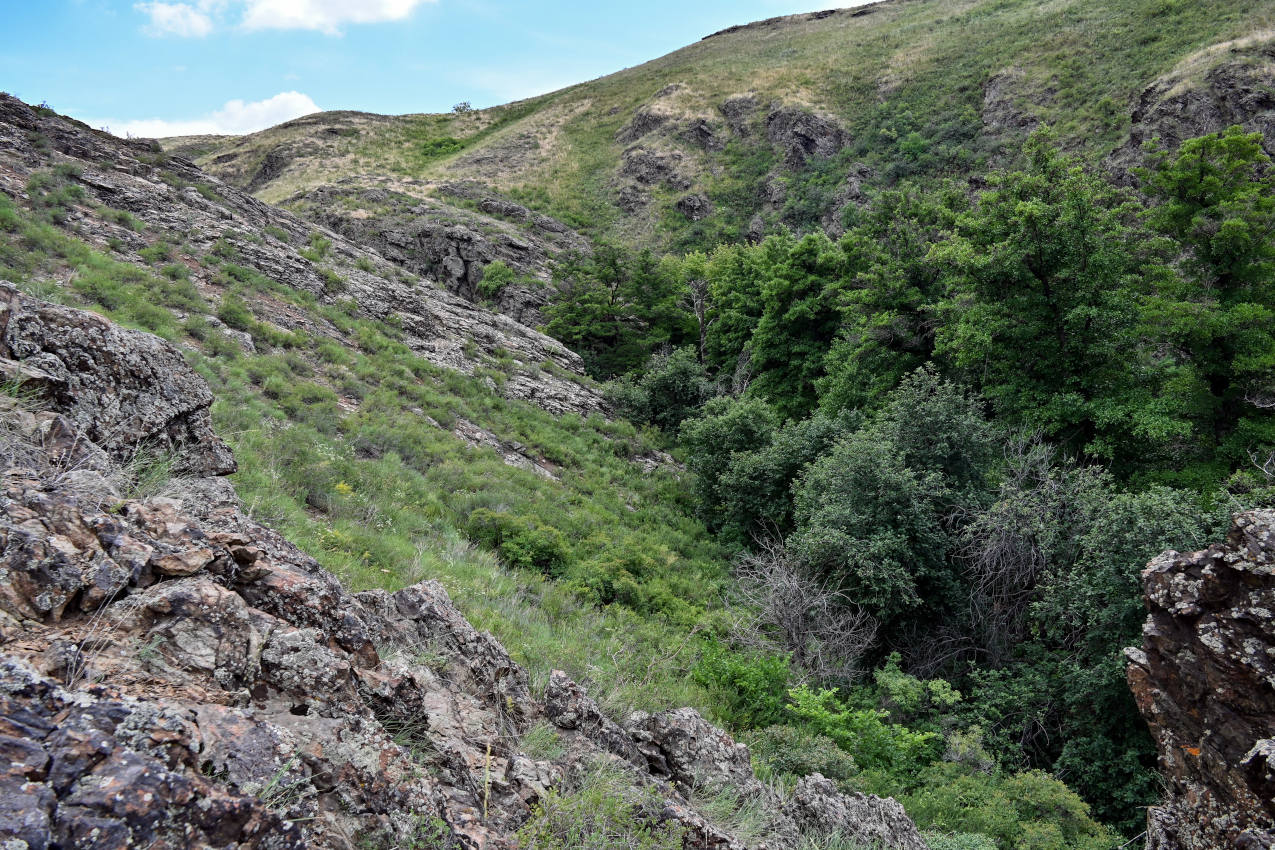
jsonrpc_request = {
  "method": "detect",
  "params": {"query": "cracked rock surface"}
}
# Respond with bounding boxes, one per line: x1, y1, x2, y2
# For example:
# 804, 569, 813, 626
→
1127, 510, 1275, 849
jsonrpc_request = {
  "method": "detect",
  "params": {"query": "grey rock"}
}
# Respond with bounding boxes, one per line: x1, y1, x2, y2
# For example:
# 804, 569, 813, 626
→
982, 68, 1042, 136
1127, 510, 1275, 848
629, 706, 757, 795
720, 94, 759, 136
544, 670, 644, 765
1111, 48, 1275, 178
790, 773, 931, 850
620, 146, 691, 190
0, 283, 235, 477
676, 193, 713, 221
766, 106, 850, 169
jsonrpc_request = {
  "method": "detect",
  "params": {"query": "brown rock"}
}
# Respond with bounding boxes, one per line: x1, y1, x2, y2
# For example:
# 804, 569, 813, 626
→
1127, 510, 1275, 848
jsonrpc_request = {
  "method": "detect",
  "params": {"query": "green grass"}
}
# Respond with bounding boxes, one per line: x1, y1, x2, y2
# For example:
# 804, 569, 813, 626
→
0, 185, 728, 717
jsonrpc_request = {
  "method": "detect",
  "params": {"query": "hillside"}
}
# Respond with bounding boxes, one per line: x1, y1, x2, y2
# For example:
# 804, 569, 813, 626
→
4, 0, 1275, 846
174, 0, 1274, 297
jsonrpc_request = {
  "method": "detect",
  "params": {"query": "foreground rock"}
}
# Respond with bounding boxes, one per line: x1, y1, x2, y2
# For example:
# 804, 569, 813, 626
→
1127, 510, 1275, 849
0, 283, 235, 477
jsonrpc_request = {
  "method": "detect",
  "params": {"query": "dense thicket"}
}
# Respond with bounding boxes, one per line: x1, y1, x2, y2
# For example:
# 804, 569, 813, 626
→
544, 126, 1275, 837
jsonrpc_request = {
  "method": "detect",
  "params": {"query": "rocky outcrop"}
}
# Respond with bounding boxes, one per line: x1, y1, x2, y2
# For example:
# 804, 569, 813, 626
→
766, 107, 850, 169
791, 774, 929, 850
0, 283, 235, 477
1111, 43, 1275, 176
720, 94, 760, 137
629, 707, 759, 796
0, 656, 304, 850
294, 181, 585, 325
621, 146, 692, 190
1126, 510, 1275, 849
675, 193, 713, 221
981, 67, 1043, 136
0, 93, 603, 417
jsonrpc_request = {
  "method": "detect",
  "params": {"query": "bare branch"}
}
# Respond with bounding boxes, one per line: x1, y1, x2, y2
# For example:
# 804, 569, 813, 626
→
730, 537, 877, 685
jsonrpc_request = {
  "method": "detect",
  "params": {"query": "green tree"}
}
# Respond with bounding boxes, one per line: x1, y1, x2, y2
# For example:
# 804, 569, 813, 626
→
749, 231, 849, 419
933, 130, 1181, 469
789, 370, 994, 632
604, 346, 716, 432
1141, 126, 1275, 464
703, 234, 793, 378
680, 396, 779, 534
544, 243, 692, 378
819, 184, 961, 413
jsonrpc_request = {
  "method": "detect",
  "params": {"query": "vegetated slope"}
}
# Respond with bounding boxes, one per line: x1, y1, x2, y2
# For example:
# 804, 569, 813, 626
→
181, 0, 1274, 260
0, 281, 933, 849
0, 96, 1133, 850
0, 92, 730, 722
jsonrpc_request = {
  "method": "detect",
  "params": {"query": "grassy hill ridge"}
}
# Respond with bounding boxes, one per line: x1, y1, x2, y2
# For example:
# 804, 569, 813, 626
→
177, 0, 1274, 252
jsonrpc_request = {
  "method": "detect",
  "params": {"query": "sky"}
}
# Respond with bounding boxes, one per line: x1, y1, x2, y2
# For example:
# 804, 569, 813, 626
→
1, 0, 871, 138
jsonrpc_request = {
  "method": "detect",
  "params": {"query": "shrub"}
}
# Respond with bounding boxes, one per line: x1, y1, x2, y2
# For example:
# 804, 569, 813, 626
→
787, 684, 941, 778
747, 724, 858, 786
604, 347, 716, 432
900, 764, 1117, 850
217, 292, 255, 331
466, 508, 570, 577
478, 259, 516, 298
692, 641, 790, 729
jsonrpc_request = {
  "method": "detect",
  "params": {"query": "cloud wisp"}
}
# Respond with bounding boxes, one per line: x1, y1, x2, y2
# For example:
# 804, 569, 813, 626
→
93, 91, 320, 138
135, 0, 434, 37
135, 1, 218, 37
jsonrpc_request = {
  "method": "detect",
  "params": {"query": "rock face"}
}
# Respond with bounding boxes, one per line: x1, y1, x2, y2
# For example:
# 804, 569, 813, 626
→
0, 93, 603, 417
981, 67, 1043, 137
791, 774, 930, 850
1110, 43, 1275, 177
0, 283, 235, 477
0, 293, 930, 849
766, 106, 850, 169
1126, 510, 1275, 849
292, 181, 586, 325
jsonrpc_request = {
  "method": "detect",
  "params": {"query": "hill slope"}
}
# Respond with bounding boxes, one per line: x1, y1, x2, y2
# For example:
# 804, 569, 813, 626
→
177, 0, 1274, 281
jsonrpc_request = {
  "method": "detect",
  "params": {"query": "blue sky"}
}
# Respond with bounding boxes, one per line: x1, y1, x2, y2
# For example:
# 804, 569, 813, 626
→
1, 1, 870, 137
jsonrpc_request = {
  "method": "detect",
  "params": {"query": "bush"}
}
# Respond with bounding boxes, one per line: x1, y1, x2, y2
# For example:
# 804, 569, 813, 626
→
900, 764, 1117, 850
747, 724, 858, 786
217, 292, 255, 331
605, 347, 715, 432
692, 641, 790, 729
787, 684, 941, 778
466, 508, 570, 577
478, 259, 516, 298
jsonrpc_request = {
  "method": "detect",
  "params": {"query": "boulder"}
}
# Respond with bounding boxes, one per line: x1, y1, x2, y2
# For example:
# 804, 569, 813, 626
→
791, 774, 931, 850
0, 282, 235, 477
766, 106, 850, 169
1127, 510, 1275, 848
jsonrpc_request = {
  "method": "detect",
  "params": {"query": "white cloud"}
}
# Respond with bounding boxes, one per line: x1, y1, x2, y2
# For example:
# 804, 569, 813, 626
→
240, 0, 434, 34
135, 0, 434, 36
135, 2, 215, 37
94, 91, 320, 138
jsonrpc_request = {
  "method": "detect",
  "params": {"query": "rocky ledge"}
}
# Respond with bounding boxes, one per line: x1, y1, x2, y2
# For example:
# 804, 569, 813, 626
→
0, 288, 926, 847
1127, 511, 1275, 849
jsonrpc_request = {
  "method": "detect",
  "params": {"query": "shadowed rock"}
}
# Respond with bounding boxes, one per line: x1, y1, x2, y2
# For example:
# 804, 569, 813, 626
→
1127, 510, 1275, 848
